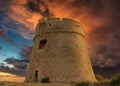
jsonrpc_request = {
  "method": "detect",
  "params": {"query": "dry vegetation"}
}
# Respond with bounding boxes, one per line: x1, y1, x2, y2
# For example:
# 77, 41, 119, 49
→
0, 82, 71, 86
0, 72, 120, 86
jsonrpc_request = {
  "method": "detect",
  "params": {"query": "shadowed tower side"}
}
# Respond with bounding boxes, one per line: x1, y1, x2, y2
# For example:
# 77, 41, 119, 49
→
25, 18, 97, 83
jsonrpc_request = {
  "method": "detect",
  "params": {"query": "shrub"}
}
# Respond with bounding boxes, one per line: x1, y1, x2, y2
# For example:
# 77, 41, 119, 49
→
95, 74, 104, 81
75, 82, 90, 86
94, 82, 110, 86
110, 72, 120, 85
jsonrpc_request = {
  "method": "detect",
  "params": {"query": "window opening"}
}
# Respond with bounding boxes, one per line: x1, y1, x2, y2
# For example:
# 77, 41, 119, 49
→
39, 39, 47, 49
49, 24, 51, 26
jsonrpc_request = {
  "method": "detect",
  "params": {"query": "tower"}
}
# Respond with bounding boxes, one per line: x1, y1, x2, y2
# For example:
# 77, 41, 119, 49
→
25, 18, 97, 83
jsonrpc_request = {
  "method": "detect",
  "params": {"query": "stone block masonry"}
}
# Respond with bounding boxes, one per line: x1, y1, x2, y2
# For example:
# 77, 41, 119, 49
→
25, 18, 97, 83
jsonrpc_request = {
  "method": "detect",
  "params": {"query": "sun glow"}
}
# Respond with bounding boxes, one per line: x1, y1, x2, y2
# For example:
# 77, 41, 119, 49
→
0, 72, 25, 82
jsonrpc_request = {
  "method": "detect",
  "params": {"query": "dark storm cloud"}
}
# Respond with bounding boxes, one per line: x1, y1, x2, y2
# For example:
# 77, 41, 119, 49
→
0, 29, 6, 37
0, 62, 26, 76
0, 57, 29, 76
0, 0, 13, 13
86, 0, 120, 70
93, 65, 120, 78
4, 58, 28, 70
0, 46, 2, 50
0, 10, 17, 31
114, 35, 120, 41
0, 45, 32, 76
20, 45, 32, 59
5, 38, 17, 45
0, 30, 17, 46
0, 29, 16, 46
92, 46, 120, 68
0, 0, 34, 39
0, 9, 34, 40
68, 0, 104, 14
26, 0, 53, 17
89, 26, 120, 68
45, 0, 105, 16
0, 0, 10, 5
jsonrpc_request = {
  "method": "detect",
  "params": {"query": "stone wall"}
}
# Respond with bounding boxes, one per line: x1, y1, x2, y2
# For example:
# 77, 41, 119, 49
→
25, 18, 97, 83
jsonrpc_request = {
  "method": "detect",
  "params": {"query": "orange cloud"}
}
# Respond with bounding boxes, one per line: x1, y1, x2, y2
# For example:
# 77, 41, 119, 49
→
8, 0, 41, 30
7, 0, 107, 37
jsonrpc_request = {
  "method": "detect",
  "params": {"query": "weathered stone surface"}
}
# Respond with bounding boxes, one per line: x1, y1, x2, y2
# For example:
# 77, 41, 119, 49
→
25, 18, 97, 83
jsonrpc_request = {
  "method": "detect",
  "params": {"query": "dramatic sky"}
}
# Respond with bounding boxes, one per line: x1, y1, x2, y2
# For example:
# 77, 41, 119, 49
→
0, 0, 120, 82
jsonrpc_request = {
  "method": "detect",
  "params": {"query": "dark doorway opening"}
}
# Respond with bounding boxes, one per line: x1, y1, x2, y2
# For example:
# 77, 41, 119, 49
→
41, 77, 50, 83
34, 70, 38, 82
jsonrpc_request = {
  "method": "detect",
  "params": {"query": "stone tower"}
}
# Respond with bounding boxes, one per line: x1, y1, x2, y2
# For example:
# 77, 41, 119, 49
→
25, 18, 96, 83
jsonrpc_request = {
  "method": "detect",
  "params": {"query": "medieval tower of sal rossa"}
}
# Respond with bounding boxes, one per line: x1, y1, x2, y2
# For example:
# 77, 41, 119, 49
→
25, 18, 97, 83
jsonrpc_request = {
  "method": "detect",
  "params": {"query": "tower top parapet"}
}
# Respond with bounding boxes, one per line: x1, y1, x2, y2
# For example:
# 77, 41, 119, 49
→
35, 18, 84, 41
38, 18, 80, 24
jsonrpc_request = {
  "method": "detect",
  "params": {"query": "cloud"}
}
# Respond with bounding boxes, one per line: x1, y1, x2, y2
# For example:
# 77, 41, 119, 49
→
4, 58, 28, 70
8, 0, 41, 30
0, 0, 35, 39
1, 0, 120, 36
0, 45, 32, 76
0, 29, 6, 37
4, 0, 119, 39
0, 29, 17, 46
20, 45, 32, 59
2, 0, 105, 31
89, 31, 120, 68
0, 46, 3, 50
0, 62, 25, 76
0, 58, 27, 76
91, 53, 120, 68
26, 0, 53, 17
0, 0, 113, 38
88, 21, 120, 68
5, 38, 16, 45
0, 72, 25, 82
93, 65, 120, 78
0, 10, 34, 40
